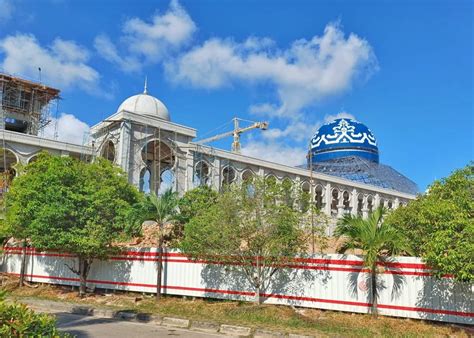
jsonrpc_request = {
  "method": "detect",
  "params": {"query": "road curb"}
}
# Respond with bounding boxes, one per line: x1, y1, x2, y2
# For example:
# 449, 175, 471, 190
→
15, 298, 322, 337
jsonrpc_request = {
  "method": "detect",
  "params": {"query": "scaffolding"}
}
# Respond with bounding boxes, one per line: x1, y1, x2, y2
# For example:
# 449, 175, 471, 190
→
0, 72, 60, 135
0, 73, 60, 201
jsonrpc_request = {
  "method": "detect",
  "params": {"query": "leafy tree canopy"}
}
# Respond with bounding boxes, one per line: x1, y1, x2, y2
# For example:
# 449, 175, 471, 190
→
385, 164, 473, 281
177, 185, 218, 224
179, 177, 308, 303
7, 153, 141, 258
5, 153, 141, 295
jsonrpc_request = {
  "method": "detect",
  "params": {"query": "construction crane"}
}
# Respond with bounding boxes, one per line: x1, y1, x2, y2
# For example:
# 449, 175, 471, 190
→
195, 118, 269, 153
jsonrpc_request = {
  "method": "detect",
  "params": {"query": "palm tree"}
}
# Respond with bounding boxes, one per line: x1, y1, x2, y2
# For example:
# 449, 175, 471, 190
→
335, 207, 412, 316
140, 189, 179, 301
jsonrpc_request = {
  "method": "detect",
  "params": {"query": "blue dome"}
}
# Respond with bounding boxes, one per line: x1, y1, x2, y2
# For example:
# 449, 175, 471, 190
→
309, 118, 379, 163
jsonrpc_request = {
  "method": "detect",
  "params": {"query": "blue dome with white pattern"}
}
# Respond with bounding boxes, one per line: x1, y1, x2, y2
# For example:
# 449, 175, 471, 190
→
309, 118, 379, 163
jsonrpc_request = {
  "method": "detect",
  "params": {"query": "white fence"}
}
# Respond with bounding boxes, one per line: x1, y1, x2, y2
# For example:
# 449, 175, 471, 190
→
1, 247, 472, 325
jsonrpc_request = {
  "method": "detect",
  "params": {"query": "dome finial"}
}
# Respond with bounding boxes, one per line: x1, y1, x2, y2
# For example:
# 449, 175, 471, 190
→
143, 76, 148, 94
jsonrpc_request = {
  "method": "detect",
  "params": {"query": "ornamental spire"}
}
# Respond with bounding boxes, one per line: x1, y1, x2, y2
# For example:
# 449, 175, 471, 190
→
143, 76, 148, 94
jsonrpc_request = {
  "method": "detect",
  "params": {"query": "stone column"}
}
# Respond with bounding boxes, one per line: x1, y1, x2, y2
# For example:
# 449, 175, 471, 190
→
394, 198, 400, 209
211, 157, 221, 191
184, 149, 195, 193
362, 195, 369, 219
337, 202, 345, 218
374, 193, 380, 209
351, 188, 358, 216
324, 182, 331, 216
118, 120, 132, 175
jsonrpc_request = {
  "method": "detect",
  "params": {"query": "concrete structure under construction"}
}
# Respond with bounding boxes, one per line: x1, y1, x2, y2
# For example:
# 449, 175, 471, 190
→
0, 73, 417, 230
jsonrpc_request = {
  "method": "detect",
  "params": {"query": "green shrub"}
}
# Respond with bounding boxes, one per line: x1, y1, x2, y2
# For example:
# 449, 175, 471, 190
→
0, 291, 67, 337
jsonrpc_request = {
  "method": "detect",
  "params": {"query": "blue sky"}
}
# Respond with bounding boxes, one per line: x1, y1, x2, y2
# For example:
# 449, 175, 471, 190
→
0, 0, 472, 191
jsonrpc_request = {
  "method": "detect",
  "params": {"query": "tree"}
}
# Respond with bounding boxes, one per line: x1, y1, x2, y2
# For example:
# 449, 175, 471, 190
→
6, 153, 140, 297
335, 207, 412, 316
0, 162, 30, 287
134, 189, 179, 300
179, 177, 307, 304
385, 164, 473, 281
177, 185, 218, 224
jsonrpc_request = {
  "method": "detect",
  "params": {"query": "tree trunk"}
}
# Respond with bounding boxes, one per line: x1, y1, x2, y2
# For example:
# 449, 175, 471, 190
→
254, 255, 262, 305
371, 264, 378, 317
156, 230, 164, 301
255, 284, 262, 305
19, 240, 27, 287
78, 256, 90, 298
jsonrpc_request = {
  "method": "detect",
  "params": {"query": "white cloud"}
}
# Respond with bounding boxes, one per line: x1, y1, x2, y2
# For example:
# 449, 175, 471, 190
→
323, 111, 355, 123
94, 34, 141, 72
0, 34, 100, 92
255, 111, 356, 146
262, 120, 320, 143
0, 0, 13, 23
42, 113, 90, 145
95, 0, 196, 71
166, 23, 377, 118
241, 140, 307, 167
240, 110, 358, 167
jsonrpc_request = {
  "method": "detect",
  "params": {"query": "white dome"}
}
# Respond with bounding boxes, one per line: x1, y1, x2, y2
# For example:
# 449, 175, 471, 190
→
117, 93, 170, 121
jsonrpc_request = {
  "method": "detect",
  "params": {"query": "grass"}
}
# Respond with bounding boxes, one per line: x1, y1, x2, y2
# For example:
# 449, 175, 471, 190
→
2, 276, 470, 337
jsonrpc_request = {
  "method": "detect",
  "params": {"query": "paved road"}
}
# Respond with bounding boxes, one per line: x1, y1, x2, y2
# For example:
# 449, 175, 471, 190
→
54, 312, 224, 338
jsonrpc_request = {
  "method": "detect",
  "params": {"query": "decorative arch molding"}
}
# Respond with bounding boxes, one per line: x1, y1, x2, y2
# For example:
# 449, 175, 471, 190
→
194, 160, 211, 187
221, 165, 237, 187
0, 147, 19, 196
314, 184, 324, 210
342, 190, 351, 212
139, 138, 176, 194
241, 168, 255, 182
366, 194, 374, 212
100, 139, 116, 163
27, 152, 41, 164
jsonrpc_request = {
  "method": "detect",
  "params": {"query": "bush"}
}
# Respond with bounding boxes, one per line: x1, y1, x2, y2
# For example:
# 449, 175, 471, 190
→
0, 292, 66, 337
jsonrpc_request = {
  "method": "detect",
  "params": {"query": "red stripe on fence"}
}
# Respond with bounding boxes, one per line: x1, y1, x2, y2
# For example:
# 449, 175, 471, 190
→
2, 247, 430, 270
7, 272, 473, 318
3, 250, 445, 277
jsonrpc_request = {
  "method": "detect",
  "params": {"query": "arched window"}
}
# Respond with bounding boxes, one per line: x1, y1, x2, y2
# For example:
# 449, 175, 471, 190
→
139, 168, 151, 193
357, 194, 364, 216
299, 181, 310, 212
367, 195, 374, 213
221, 166, 236, 187
194, 160, 210, 187
387, 200, 393, 210
242, 169, 255, 196
265, 173, 277, 185
28, 154, 39, 164
241, 169, 254, 182
282, 177, 294, 204
343, 191, 350, 213
0, 148, 18, 196
158, 168, 175, 195
141, 139, 174, 194
101, 140, 115, 162
315, 185, 324, 210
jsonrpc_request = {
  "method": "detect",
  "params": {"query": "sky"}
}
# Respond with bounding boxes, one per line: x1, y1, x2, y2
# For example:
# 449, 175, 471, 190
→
0, 0, 472, 191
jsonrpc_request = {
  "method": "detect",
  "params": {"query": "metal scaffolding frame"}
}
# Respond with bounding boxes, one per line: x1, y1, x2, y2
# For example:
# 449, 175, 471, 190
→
0, 73, 60, 136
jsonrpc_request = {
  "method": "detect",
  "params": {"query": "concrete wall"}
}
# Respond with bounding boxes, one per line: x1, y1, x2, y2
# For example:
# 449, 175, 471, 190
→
2, 247, 472, 325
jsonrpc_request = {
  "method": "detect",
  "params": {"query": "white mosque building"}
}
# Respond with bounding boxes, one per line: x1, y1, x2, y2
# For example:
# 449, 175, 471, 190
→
0, 73, 417, 226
